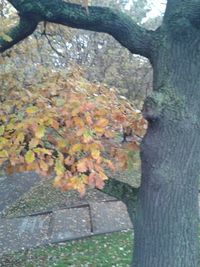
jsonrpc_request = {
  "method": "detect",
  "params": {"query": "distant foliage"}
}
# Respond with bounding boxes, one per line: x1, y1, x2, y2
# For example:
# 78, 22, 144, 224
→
0, 67, 146, 195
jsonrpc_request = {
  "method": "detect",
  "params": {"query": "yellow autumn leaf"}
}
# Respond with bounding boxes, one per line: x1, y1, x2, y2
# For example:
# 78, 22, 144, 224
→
26, 162, 38, 172
88, 142, 101, 152
15, 132, 25, 144
54, 159, 65, 176
0, 125, 5, 136
0, 137, 8, 149
69, 143, 82, 154
99, 171, 108, 181
33, 147, 52, 155
91, 149, 100, 160
35, 125, 45, 139
93, 126, 105, 134
29, 138, 40, 149
39, 160, 49, 172
71, 107, 80, 116
25, 150, 35, 164
53, 175, 62, 187
104, 159, 115, 171
57, 139, 67, 149
26, 106, 38, 114
96, 118, 109, 128
0, 150, 8, 158
6, 123, 15, 131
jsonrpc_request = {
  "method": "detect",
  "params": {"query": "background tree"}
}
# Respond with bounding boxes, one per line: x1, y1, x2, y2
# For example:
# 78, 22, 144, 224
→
0, 1, 199, 267
0, 0, 159, 102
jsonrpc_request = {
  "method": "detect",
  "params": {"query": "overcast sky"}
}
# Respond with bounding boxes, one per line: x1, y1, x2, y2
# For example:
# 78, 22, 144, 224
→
148, 0, 166, 18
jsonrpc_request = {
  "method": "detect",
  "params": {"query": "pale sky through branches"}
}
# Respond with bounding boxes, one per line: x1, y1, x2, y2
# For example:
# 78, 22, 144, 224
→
126, 0, 166, 18
147, 0, 166, 18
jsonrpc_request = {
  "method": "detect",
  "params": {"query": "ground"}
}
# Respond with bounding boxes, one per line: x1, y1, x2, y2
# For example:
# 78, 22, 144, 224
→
1, 166, 140, 218
0, 162, 199, 267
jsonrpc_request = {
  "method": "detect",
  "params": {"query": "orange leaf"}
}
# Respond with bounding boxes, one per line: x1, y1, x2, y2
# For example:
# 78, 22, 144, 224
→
51, 120, 59, 130
85, 113, 93, 125
88, 172, 96, 187
95, 118, 109, 128
73, 117, 84, 128
77, 159, 88, 173
64, 156, 74, 166
95, 175, 105, 190
114, 113, 126, 122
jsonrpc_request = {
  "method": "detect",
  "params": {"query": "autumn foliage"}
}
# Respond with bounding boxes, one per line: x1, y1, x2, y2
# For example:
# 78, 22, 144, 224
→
0, 67, 146, 195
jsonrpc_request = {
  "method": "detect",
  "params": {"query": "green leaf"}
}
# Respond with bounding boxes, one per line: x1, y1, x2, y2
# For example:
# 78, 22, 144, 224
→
54, 159, 65, 176
1, 32, 12, 42
55, 98, 65, 107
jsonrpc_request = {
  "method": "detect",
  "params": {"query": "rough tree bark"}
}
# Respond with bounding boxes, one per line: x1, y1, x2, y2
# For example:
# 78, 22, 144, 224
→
1, 0, 200, 266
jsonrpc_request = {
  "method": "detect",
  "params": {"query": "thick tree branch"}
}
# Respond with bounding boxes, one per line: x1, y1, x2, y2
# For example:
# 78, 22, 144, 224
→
164, 0, 200, 31
100, 178, 139, 209
2, 0, 154, 59
0, 15, 38, 53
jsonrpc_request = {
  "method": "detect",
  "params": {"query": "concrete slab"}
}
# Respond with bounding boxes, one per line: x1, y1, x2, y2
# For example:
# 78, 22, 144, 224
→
51, 207, 91, 242
0, 172, 41, 212
90, 201, 133, 234
0, 214, 50, 254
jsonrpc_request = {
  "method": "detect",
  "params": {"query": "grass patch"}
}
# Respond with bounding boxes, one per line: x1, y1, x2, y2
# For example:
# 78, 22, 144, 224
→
1, 226, 199, 266
0, 231, 133, 267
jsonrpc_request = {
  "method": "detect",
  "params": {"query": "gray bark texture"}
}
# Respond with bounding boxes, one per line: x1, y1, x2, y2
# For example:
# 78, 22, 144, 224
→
1, 0, 200, 266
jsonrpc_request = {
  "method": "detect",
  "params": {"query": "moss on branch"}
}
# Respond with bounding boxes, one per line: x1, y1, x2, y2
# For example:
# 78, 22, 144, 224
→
0, 16, 38, 53
100, 178, 139, 210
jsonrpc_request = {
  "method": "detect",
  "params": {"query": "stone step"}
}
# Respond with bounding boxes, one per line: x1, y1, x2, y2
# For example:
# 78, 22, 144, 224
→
0, 214, 50, 254
1, 197, 199, 255
0, 200, 132, 254
90, 201, 132, 234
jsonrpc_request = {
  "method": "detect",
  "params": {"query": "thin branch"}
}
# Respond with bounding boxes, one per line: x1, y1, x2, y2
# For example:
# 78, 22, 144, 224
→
43, 32, 64, 57
4, 0, 154, 59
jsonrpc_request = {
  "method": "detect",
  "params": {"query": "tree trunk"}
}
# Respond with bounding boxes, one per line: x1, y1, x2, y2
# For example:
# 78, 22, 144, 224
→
131, 30, 200, 267
132, 122, 199, 267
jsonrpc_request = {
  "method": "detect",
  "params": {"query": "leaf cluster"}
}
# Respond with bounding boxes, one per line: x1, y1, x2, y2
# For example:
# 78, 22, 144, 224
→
0, 67, 146, 195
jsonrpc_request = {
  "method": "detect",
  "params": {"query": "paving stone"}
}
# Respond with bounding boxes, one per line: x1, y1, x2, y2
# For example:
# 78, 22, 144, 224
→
0, 172, 41, 212
0, 214, 51, 254
51, 207, 91, 242
90, 201, 133, 234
